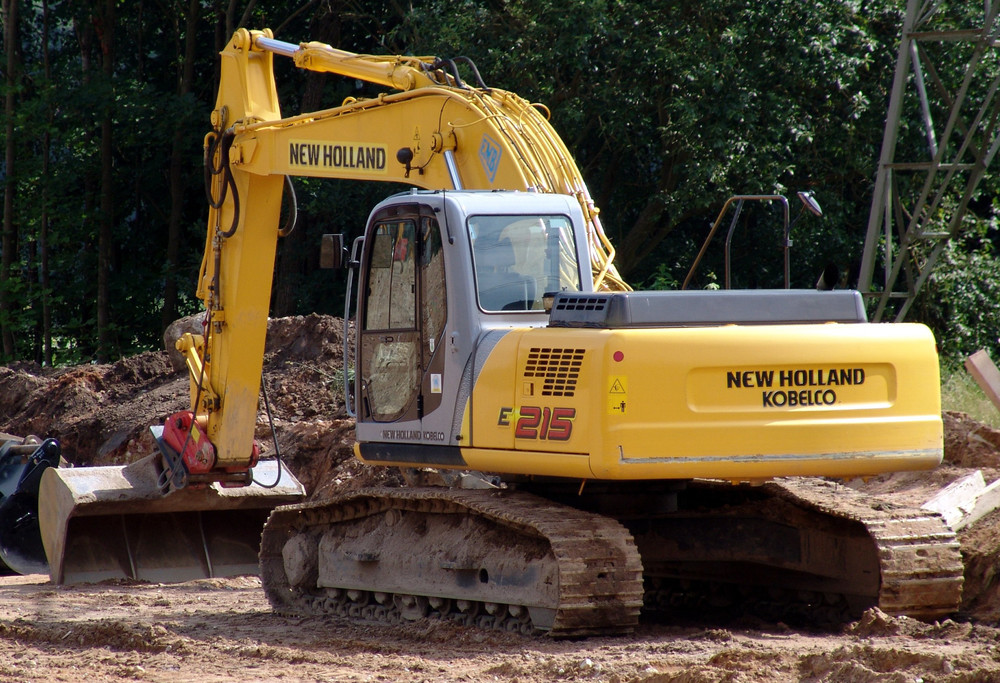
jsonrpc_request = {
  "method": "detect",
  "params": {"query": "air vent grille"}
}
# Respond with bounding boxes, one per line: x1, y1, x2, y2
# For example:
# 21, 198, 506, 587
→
524, 347, 585, 397
553, 295, 608, 312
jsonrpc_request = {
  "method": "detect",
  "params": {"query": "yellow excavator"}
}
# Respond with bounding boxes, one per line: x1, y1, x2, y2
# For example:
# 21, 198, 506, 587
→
3, 29, 962, 635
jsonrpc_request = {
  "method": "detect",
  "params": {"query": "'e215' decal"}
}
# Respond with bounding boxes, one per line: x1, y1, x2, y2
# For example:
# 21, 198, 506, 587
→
498, 406, 575, 441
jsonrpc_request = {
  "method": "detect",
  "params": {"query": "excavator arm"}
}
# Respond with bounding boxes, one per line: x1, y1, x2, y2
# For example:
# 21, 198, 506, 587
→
195, 28, 628, 475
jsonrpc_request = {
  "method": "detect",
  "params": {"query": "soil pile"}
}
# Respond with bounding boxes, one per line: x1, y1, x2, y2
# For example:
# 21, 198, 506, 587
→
0, 314, 391, 497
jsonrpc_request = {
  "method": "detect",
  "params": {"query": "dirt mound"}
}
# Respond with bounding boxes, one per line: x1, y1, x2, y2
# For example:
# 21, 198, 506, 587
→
943, 412, 1000, 621
0, 314, 372, 496
0, 352, 179, 465
844, 411, 1000, 620
944, 410, 1000, 469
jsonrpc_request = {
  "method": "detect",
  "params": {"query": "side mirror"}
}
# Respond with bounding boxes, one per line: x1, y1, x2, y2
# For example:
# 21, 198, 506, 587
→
797, 190, 823, 217
320, 234, 346, 269
815, 263, 841, 291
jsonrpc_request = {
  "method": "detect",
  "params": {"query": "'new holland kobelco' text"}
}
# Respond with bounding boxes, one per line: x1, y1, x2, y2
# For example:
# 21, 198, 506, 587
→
726, 367, 866, 408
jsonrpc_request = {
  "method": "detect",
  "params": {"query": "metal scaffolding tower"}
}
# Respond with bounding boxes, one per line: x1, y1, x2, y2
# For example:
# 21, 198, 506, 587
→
857, 0, 1000, 321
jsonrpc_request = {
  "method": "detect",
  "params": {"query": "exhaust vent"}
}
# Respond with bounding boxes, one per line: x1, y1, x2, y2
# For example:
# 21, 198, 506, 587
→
524, 348, 585, 397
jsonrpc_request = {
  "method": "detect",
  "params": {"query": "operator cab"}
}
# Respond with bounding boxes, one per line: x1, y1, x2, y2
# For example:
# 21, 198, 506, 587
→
344, 190, 591, 456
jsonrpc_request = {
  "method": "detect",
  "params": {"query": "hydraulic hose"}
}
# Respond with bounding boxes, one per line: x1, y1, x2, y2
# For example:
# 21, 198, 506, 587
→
253, 376, 286, 489
217, 132, 241, 238
453, 56, 489, 89
277, 175, 298, 238
204, 129, 241, 237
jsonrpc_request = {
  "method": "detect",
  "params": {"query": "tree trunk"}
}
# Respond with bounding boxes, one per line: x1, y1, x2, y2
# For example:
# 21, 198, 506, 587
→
1, 0, 19, 358
96, 0, 115, 361
73, 15, 99, 360
162, 0, 201, 333
225, 0, 257, 40
40, 0, 52, 365
614, 151, 687, 280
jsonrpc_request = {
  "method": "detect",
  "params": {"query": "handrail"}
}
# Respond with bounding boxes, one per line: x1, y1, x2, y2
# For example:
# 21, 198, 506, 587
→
682, 195, 791, 290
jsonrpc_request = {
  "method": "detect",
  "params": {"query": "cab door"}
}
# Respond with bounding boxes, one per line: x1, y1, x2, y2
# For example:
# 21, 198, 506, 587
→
357, 204, 448, 429
358, 214, 420, 423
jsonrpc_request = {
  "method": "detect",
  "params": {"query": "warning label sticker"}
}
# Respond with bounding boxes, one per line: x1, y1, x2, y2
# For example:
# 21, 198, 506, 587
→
607, 375, 628, 415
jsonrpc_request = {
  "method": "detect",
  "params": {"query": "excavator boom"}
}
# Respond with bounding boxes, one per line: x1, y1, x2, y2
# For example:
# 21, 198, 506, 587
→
216, 30, 627, 291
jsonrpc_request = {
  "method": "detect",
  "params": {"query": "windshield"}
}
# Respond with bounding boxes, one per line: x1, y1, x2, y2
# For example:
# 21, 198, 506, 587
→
468, 214, 581, 312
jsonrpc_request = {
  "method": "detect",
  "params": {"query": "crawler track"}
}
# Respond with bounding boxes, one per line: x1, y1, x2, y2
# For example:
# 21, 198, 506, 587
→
260, 487, 644, 637
630, 478, 963, 624
771, 478, 963, 619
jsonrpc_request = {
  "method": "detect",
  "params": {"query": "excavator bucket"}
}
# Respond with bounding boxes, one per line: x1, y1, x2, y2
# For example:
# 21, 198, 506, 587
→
38, 451, 305, 584
0, 436, 63, 575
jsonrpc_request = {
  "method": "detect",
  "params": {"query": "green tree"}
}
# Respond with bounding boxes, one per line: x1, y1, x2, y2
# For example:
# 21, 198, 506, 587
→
389, 0, 906, 289
0, 0, 995, 364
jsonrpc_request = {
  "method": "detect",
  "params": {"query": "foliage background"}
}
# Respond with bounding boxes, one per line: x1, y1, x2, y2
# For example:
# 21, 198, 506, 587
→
0, 0, 997, 366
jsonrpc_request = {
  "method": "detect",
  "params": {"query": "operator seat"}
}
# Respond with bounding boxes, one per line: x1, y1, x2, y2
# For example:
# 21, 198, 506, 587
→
475, 237, 535, 311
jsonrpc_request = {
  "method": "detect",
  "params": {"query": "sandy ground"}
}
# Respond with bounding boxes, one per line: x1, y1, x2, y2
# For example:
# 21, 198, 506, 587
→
4, 572, 1000, 683
4, 315, 1000, 681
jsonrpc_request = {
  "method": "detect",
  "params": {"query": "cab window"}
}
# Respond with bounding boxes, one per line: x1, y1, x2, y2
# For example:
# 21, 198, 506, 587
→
468, 214, 580, 312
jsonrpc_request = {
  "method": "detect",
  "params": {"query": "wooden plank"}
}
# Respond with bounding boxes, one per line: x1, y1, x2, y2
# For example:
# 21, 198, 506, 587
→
965, 349, 1000, 412
922, 471, 986, 529
961, 479, 1000, 531
922, 470, 1000, 531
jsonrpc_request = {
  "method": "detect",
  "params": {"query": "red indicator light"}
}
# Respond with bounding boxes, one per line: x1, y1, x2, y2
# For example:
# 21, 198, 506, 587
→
613, 351, 624, 362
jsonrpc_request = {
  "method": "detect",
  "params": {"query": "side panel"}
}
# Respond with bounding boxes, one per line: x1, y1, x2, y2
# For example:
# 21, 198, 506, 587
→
461, 322, 942, 481
591, 322, 942, 480
463, 330, 596, 478
469, 332, 596, 456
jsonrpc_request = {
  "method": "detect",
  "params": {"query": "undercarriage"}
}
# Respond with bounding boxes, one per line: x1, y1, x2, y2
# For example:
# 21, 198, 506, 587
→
259, 478, 963, 636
